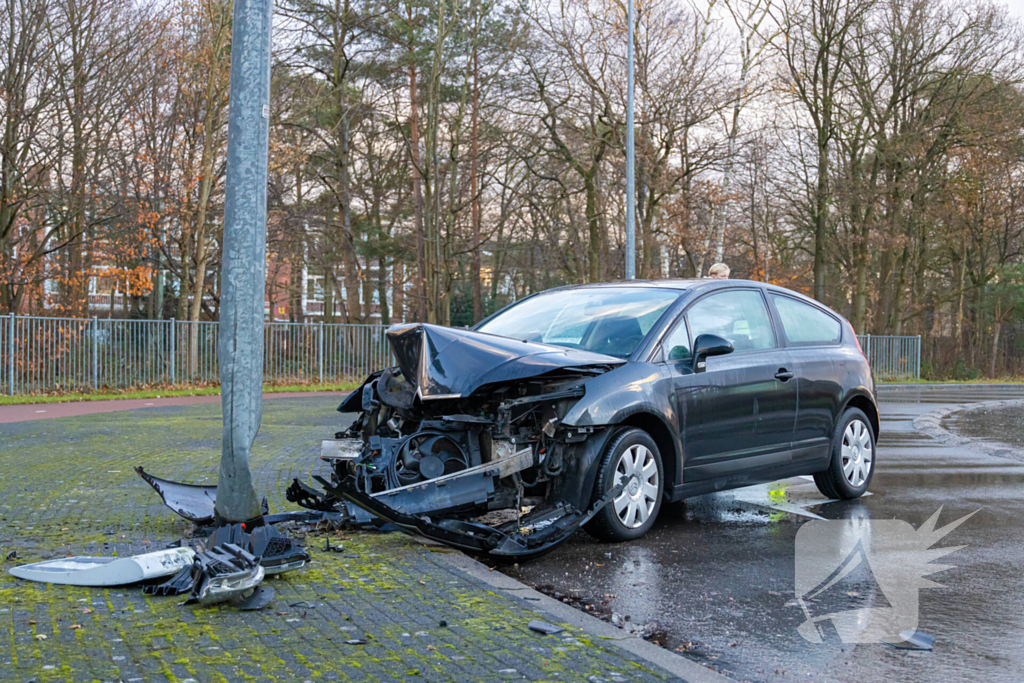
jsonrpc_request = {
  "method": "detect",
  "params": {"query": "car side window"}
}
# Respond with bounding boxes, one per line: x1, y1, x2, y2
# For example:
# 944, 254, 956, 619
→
686, 290, 775, 352
771, 295, 841, 345
660, 319, 691, 363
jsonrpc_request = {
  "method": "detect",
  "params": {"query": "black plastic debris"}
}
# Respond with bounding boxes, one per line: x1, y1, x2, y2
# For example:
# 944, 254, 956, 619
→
328, 476, 623, 560
135, 467, 218, 525
886, 631, 935, 650
204, 523, 310, 575
528, 620, 564, 635
186, 544, 264, 605
236, 585, 275, 611
136, 467, 270, 526
143, 564, 195, 596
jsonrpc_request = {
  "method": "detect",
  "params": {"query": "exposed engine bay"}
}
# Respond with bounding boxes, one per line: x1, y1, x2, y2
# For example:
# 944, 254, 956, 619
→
286, 322, 630, 559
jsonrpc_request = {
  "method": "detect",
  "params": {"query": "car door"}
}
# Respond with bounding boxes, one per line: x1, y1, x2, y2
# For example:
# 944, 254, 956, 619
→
678, 288, 797, 480
768, 293, 845, 469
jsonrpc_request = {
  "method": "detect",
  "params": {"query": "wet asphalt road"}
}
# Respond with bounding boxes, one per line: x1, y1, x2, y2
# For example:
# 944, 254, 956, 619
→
501, 384, 1024, 682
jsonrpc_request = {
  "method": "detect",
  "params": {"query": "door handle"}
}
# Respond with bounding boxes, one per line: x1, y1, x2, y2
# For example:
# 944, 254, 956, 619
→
775, 369, 794, 381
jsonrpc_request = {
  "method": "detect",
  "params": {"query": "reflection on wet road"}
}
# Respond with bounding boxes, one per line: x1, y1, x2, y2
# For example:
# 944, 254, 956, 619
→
501, 384, 1024, 682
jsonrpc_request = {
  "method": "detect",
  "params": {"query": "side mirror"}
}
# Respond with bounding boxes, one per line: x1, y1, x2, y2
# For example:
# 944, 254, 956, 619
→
692, 333, 734, 373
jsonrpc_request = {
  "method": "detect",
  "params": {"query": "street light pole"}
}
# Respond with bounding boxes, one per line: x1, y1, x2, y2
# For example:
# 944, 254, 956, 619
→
215, 0, 272, 524
625, 0, 636, 280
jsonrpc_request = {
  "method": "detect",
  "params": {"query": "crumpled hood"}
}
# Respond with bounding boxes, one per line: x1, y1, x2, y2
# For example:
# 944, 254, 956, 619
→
386, 323, 624, 400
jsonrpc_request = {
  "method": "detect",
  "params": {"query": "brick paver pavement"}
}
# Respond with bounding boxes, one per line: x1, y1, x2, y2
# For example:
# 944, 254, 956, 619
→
0, 396, 692, 683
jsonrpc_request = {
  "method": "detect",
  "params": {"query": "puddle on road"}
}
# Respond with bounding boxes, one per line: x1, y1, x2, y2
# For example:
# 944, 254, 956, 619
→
944, 404, 1024, 451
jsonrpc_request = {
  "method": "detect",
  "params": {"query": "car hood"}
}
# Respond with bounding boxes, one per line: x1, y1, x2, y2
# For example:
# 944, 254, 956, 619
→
385, 323, 624, 400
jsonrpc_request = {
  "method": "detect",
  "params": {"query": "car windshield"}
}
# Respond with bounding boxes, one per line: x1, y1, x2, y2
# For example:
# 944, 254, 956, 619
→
477, 287, 682, 359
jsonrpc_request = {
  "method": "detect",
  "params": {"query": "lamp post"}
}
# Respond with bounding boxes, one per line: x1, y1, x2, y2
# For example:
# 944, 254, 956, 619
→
215, 0, 272, 524
625, 0, 636, 280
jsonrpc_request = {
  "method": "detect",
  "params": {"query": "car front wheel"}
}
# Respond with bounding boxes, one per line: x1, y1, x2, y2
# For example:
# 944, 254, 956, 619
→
584, 428, 664, 542
813, 407, 876, 500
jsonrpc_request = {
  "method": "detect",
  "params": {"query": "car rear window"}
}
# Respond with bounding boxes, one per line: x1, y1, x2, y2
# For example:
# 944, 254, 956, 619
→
771, 295, 842, 345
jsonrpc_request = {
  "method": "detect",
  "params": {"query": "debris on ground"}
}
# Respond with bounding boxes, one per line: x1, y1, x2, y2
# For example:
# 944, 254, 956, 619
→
235, 585, 275, 611
886, 631, 935, 650
185, 544, 264, 606
8, 548, 195, 586
528, 620, 564, 635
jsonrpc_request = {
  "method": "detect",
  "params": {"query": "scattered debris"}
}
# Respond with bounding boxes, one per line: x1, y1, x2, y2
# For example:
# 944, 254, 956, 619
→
206, 523, 310, 574
886, 631, 935, 650
134, 467, 218, 524
235, 585, 275, 611
638, 622, 668, 646
5, 550, 16, 561
528, 620, 564, 635
135, 467, 269, 526
185, 544, 264, 606
345, 639, 368, 645
8, 548, 195, 587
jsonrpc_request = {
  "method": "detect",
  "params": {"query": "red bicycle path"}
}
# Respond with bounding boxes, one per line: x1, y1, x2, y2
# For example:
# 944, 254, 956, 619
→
0, 391, 350, 424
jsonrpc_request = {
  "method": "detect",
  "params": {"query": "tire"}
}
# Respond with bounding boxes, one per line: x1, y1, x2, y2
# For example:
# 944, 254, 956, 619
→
584, 428, 664, 542
813, 408, 876, 500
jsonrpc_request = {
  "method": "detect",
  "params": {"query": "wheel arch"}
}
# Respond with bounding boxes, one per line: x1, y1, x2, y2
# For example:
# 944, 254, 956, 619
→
841, 392, 880, 440
616, 412, 679, 496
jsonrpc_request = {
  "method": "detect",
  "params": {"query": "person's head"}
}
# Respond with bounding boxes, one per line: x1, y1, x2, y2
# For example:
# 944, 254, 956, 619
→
708, 263, 730, 280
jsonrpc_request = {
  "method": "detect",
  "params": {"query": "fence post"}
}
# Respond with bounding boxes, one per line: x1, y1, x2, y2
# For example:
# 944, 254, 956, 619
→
169, 317, 176, 384
91, 316, 99, 390
915, 335, 921, 380
7, 313, 14, 396
864, 334, 871, 366
318, 321, 324, 384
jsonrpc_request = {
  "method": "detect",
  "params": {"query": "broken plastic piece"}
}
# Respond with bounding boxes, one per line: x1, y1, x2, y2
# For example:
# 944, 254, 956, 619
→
326, 476, 623, 559
186, 544, 265, 605
236, 585, 275, 611
143, 564, 195, 596
206, 523, 310, 575
528, 620, 564, 635
136, 467, 269, 525
887, 631, 935, 650
136, 466, 218, 524
9, 548, 196, 587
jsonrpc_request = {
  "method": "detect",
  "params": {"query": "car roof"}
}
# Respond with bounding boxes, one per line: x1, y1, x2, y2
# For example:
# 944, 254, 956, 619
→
556, 279, 835, 312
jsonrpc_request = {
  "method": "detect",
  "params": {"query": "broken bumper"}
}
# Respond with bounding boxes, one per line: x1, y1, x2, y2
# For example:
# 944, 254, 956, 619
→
320, 475, 622, 559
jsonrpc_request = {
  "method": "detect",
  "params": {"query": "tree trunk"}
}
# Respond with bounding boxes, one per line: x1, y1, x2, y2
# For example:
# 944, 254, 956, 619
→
990, 318, 1001, 378
812, 138, 828, 302
470, 39, 483, 323
392, 260, 404, 323
409, 60, 427, 322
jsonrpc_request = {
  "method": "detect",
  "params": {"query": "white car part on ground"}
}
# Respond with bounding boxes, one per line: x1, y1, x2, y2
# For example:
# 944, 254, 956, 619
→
8, 547, 196, 586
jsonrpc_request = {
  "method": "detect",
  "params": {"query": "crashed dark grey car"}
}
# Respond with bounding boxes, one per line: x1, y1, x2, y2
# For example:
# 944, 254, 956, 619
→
289, 280, 879, 559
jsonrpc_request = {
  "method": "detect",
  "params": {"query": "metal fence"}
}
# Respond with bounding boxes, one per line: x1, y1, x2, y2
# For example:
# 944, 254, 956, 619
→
857, 334, 921, 381
0, 314, 391, 395
0, 315, 921, 395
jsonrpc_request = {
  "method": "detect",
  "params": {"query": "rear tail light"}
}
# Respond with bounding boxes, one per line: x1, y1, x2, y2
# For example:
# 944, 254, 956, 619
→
850, 324, 867, 361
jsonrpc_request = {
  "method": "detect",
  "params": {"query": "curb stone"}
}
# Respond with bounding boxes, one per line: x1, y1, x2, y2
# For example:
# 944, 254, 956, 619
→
433, 546, 733, 683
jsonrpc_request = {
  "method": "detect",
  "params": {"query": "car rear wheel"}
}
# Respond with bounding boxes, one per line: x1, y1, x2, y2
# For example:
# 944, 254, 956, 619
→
813, 407, 875, 500
584, 428, 664, 542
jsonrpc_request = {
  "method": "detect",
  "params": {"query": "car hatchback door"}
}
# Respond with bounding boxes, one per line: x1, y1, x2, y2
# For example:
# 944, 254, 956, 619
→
680, 288, 798, 480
